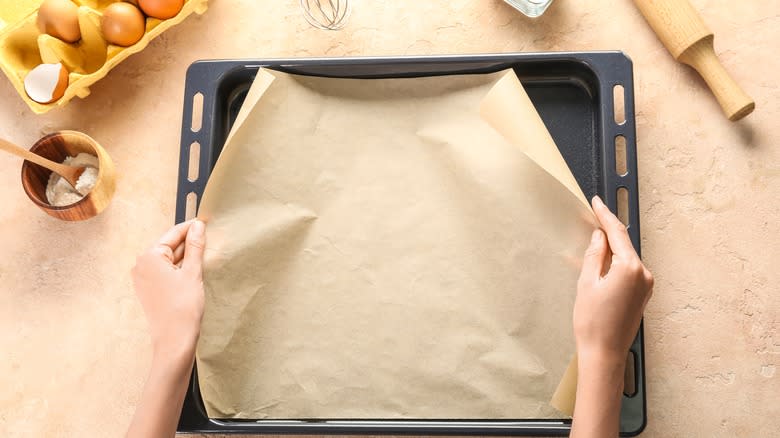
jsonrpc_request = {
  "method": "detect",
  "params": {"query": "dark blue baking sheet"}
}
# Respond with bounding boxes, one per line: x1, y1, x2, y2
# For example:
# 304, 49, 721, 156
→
175, 52, 646, 436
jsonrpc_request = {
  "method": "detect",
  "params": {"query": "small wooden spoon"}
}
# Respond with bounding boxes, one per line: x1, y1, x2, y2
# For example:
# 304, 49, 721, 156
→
0, 137, 85, 189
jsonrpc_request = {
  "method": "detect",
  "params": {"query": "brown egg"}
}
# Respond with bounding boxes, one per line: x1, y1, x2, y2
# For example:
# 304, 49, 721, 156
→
101, 2, 146, 47
37, 0, 81, 43
138, 0, 184, 20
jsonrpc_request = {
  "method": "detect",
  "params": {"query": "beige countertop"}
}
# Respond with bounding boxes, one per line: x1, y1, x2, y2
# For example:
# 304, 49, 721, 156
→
0, 1, 777, 436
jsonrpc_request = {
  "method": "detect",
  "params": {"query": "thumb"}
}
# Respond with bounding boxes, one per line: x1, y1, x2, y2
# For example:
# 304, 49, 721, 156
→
182, 220, 206, 274
578, 229, 607, 285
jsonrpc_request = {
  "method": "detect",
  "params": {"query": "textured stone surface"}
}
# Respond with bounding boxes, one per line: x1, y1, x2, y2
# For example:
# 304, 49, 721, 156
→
0, 1, 777, 437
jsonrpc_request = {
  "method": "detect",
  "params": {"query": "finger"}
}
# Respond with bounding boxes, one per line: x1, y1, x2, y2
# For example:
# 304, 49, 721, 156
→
643, 268, 654, 305
156, 220, 193, 252
643, 267, 654, 286
591, 196, 636, 260
172, 242, 186, 266
182, 220, 206, 274
578, 229, 607, 285
152, 244, 175, 262
601, 243, 613, 277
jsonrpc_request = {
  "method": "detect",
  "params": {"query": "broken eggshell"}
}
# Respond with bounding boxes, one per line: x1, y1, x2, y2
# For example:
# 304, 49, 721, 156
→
24, 62, 69, 104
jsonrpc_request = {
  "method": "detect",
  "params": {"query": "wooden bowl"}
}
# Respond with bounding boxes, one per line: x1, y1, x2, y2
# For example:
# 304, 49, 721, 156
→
21, 131, 116, 221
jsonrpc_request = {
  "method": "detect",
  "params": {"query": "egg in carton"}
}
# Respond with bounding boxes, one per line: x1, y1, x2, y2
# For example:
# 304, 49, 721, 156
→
0, 0, 208, 114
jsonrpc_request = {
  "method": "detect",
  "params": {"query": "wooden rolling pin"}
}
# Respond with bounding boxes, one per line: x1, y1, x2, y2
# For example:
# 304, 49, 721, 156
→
634, 0, 754, 121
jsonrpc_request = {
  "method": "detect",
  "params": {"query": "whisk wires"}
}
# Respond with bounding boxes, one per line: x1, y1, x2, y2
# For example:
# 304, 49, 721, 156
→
300, 0, 351, 30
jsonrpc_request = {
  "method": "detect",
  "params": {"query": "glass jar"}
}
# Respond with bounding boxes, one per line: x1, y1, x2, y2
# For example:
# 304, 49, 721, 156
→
503, 0, 554, 18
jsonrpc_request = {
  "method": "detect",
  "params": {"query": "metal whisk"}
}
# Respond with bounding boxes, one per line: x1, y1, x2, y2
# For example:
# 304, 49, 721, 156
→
300, 0, 351, 30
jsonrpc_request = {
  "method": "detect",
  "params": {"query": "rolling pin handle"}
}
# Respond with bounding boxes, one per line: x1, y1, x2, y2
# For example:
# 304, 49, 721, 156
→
678, 36, 755, 121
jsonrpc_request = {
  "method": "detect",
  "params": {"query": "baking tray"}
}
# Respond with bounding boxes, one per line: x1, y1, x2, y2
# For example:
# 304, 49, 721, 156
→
175, 52, 645, 436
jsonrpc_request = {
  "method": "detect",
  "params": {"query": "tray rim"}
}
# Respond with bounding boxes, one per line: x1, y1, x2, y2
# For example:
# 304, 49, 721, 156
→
175, 51, 645, 436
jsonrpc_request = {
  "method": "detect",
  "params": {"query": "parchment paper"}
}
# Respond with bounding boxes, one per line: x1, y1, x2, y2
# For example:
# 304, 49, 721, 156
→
196, 68, 596, 419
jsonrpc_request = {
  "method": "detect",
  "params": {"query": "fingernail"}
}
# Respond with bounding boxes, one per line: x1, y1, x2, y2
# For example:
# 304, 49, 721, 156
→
592, 195, 605, 209
191, 220, 205, 236
591, 229, 601, 243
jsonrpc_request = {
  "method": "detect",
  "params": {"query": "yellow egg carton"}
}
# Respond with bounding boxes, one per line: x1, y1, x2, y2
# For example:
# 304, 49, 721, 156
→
0, 0, 208, 114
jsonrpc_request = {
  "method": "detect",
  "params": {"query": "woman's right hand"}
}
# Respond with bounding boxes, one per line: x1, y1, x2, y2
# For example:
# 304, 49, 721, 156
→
570, 196, 654, 438
574, 195, 654, 364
